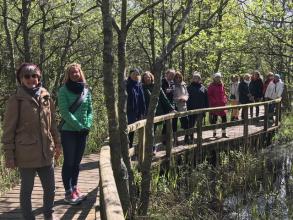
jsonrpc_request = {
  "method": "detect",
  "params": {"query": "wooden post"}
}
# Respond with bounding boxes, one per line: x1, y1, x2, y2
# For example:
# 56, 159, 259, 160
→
165, 119, 173, 166
196, 113, 203, 162
243, 106, 249, 146
264, 103, 269, 131
275, 101, 281, 126
138, 127, 145, 166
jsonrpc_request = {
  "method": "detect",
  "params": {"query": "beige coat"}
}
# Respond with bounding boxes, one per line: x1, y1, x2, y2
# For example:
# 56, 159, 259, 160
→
1, 87, 61, 168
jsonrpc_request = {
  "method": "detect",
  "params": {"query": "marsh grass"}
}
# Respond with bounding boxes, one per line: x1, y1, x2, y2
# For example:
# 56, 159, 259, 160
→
148, 145, 293, 219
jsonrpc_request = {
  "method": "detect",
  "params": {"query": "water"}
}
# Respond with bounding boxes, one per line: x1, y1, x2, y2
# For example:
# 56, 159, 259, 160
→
150, 142, 293, 219
222, 143, 293, 220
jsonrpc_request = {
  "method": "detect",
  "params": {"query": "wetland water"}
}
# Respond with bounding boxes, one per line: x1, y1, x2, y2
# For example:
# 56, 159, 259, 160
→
151, 142, 293, 219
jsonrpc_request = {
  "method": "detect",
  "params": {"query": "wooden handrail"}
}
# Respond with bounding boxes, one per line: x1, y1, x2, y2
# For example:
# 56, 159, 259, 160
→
99, 145, 124, 220
128, 98, 282, 132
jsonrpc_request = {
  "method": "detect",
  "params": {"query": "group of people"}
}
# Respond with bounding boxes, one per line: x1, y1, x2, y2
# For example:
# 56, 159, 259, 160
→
126, 69, 284, 146
2, 63, 92, 220
1, 62, 284, 220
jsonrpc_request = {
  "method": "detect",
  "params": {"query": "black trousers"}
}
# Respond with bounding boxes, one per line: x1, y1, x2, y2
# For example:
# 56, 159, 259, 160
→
162, 118, 178, 135
241, 107, 253, 119
189, 113, 205, 128
179, 116, 189, 130
210, 114, 227, 131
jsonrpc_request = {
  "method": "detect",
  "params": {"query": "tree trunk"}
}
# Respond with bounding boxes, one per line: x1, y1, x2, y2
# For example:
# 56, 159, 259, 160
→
116, 0, 132, 215
21, 0, 31, 62
3, 0, 16, 85
39, 2, 47, 86
101, 0, 130, 215
149, 6, 156, 70
214, 0, 224, 73
139, 0, 193, 215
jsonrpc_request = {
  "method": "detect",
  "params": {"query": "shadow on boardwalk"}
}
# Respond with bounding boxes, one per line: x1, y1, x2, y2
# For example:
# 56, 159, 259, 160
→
0, 154, 100, 220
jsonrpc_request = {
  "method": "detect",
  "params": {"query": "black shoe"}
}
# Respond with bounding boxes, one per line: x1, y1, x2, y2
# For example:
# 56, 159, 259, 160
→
222, 133, 228, 138
189, 135, 194, 143
184, 135, 189, 144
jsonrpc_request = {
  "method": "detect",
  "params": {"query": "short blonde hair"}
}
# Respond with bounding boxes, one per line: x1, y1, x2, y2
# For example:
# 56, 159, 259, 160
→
165, 69, 176, 77
267, 72, 274, 77
174, 71, 184, 81
63, 63, 86, 83
243, 73, 251, 79
142, 71, 154, 84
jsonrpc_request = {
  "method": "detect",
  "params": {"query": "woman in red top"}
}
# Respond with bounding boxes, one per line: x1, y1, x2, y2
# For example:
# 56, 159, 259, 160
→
207, 72, 228, 138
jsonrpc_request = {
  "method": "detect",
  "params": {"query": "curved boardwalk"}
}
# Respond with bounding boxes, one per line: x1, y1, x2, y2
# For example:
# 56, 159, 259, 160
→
0, 154, 100, 220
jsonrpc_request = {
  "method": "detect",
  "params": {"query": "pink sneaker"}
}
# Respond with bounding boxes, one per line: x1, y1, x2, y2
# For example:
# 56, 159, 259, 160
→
64, 191, 81, 205
74, 187, 87, 201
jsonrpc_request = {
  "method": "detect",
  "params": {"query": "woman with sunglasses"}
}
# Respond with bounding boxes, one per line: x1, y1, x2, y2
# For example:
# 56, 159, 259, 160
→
1, 63, 61, 220
57, 63, 93, 205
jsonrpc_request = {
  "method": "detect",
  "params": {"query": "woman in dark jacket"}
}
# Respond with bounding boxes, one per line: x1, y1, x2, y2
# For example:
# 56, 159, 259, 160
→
142, 71, 174, 116
238, 73, 253, 119
127, 68, 146, 148
187, 72, 209, 141
161, 69, 177, 143
249, 70, 263, 117
142, 71, 174, 151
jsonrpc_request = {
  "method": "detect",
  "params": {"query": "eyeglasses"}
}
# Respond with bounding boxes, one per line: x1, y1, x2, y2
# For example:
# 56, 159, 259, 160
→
23, 74, 40, 80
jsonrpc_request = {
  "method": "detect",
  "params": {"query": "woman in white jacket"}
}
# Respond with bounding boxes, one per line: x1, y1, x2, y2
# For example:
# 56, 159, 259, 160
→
229, 75, 240, 121
264, 74, 284, 100
173, 71, 190, 144
264, 74, 284, 122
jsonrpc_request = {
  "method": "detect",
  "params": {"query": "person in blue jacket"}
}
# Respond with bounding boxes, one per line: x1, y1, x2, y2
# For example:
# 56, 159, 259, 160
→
249, 70, 264, 117
127, 68, 146, 148
239, 73, 253, 119
187, 72, 209, 141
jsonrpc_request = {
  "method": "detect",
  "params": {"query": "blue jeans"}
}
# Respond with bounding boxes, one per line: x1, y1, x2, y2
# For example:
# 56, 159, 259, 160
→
19, 165, 55, 220
61, 131, 87, 192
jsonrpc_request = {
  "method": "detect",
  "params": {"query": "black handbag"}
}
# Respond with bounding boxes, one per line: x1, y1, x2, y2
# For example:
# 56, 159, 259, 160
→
58, 88, 89, 131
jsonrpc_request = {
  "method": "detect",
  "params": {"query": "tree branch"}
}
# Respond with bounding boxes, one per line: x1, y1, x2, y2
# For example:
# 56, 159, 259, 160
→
112, 17, 121, 34
44, 4, 98, 32
126, 0, 163, 31
164, 0, 229, 59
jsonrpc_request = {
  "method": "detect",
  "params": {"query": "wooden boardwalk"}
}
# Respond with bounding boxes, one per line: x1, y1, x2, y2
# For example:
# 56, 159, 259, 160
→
153, 122, 272, 163
0, 154, 100, 220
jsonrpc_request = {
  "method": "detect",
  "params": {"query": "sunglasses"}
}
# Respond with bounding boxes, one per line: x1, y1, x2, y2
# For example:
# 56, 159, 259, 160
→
23, 74, 40, 80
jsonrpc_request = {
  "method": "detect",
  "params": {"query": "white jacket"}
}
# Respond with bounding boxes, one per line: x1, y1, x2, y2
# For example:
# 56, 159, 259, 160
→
230, 82, 239, 101
173, 82, 189, 112
264, 80, 284, 100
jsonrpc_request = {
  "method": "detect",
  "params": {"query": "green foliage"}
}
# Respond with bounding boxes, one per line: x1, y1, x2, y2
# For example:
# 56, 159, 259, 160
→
273, 111, 293, 144
0, 127, 19, 196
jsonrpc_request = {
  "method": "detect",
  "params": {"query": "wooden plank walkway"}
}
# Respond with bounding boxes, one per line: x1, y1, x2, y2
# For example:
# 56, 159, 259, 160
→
153, 123, 269, 163
0, 154, 100, 220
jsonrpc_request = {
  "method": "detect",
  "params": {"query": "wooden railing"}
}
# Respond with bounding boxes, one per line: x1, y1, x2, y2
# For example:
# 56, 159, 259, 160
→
128, 98, 282, 165
99, 98, 283, 219
99, 145, 124, 220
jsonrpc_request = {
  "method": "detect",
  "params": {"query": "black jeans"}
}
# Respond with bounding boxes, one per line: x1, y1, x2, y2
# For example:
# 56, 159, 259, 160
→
210, 114, 227, 131
162, 118, 178, 135
19, 165, 55, 220
189, 113, 205, 128
179, 116, 189, 130
61, 131, 87, 192
241, 107, 253, 119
